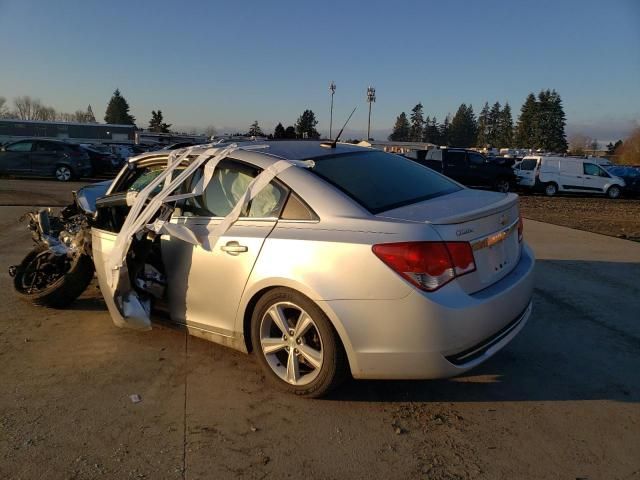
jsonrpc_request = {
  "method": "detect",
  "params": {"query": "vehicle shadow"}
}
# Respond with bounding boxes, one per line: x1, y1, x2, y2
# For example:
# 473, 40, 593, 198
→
329, 258, 640, 404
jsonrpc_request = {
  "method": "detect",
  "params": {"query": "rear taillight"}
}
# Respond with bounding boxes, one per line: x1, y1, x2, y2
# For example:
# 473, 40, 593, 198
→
517, 216, 523, 242
372, 241, 476, 292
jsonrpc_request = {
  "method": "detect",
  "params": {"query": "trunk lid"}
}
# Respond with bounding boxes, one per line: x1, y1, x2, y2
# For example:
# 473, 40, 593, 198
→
378, 189, 521, 293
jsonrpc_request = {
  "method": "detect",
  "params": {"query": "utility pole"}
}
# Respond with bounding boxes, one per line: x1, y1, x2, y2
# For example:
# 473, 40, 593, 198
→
329, 81, 336, 139
366, 86, 376, 141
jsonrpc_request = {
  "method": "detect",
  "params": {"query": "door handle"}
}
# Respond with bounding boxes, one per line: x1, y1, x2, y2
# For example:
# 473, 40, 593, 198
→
220, 241, 248, 255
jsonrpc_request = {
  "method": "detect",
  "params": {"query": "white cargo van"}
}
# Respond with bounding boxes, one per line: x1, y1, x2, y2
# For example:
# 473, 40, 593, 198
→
515, 156, 625, 198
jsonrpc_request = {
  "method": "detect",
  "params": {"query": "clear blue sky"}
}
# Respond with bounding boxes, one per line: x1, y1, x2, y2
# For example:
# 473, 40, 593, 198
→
1, 0, 638, 142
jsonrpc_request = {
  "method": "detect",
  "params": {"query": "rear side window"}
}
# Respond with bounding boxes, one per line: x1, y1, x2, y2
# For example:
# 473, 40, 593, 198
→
311, 151, 461, 213
446, 151, 466, 167
6, 141, 33, 152
468, 153, 485, 165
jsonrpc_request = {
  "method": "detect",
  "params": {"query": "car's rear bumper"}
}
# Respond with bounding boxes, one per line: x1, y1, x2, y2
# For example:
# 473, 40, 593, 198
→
321, 243, 535, 379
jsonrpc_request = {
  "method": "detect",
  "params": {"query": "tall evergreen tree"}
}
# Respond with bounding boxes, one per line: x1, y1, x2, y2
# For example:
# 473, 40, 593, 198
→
148, 110, 171, 133
423, 116, 441, 144
487, 102, 502, 146
449, 104, 477, 147
409, 103, 425, 142
273, 122, 286, 139
476, 102, 490, 147
388, 112, 410, 141
295, 110, 320, 139
545, 89, 568, 152
284, 125, 297, 139
498, 102, 514, 147
85, 105, 96, 123
439, 115, 451, 146
248, 120, 264, 137
104, 89, 135, 125
515, 93, 538, 148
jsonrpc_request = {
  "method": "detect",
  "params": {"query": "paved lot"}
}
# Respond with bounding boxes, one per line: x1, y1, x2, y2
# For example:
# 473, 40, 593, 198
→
0, 179, 639, 479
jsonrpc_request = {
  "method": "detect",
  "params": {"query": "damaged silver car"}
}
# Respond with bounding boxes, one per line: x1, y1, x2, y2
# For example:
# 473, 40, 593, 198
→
11, 141, 535, 397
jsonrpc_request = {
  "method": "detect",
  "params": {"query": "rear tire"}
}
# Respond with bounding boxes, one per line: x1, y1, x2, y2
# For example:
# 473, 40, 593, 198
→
13, 247, 94, 308
54, 165, 72, 182
544, 182, 558, 196
494, 178, 511, 193
606, 185, 621, 199
250, 288, 348, 398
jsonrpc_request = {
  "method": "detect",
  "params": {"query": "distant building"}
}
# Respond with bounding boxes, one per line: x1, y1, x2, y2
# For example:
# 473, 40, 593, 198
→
0, 119, 135, 145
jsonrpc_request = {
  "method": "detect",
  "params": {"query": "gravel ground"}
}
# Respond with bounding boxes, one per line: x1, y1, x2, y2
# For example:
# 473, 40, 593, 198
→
1, 179, 639, 479
519, 193, 640, 241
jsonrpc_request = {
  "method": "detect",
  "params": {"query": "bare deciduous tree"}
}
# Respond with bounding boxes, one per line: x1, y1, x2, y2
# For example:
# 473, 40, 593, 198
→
14, 96, 37, 120
0, 96, 9, 118
203, 125, 217, 138
568, 133, 591, 155
617, 128, 640, 165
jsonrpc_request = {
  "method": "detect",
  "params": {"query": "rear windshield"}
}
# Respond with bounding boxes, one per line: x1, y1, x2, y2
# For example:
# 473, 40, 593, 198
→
311, 151, 461, 213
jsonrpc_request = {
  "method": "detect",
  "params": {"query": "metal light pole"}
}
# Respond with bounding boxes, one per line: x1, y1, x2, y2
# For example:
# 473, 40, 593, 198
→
366, 86, 376, 141
329, 81, 336, 139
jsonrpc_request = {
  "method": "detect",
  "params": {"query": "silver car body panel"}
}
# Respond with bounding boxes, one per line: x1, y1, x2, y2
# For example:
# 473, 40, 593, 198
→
91, 141, 535, 380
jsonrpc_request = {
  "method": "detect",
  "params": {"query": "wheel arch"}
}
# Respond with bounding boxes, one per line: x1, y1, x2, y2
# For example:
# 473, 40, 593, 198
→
238, 280, 359, 374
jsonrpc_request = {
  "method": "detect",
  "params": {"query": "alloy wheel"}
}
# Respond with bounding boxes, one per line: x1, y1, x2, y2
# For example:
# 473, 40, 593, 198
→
259, 301, 324, 386
55, 166, 71, 181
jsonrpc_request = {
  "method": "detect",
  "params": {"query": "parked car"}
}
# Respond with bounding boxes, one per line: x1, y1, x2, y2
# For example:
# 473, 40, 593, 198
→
515, 156, 625, 198
78, 141, 534, 397
101, 143, 136, 164
158, 141, 197, 151
0, 138, 92, 181
606, 166, 640, 196
410, 148, 517, 192
80, 144, 120, 175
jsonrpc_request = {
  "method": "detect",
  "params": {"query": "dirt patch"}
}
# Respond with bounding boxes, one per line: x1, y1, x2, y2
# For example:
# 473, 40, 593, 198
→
519, 194, 640, 241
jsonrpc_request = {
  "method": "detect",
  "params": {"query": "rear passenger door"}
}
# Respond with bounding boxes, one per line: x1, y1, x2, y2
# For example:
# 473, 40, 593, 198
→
443, 151, 468, 184
161, 159, 288, 336
467, 152, 488, 186
31, 141, 62, 176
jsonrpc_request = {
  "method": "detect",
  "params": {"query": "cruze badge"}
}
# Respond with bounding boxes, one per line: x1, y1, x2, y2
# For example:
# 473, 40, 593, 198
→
456, 228, 474, 237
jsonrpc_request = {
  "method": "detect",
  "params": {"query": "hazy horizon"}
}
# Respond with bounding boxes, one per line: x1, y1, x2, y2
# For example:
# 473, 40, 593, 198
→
1, 0, 639, 144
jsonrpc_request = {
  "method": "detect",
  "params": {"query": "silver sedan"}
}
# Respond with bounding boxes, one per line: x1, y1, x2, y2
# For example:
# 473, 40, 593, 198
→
91, 141, 534, 397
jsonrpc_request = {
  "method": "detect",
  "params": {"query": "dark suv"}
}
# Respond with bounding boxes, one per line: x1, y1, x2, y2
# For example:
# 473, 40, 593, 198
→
0, 139, 92, 181
408, 148, 516, 192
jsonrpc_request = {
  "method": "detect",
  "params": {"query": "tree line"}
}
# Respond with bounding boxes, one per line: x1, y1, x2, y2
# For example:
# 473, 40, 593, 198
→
389, 90, 568, 152
245, 110, 321, 140
0, 95, 97, 123
2, 90, 324, 141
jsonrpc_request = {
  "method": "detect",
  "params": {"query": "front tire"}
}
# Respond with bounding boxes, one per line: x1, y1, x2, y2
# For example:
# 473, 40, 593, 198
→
250, 288, 348, 397
607, 185, 621, 199
13, 247, 94, 308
